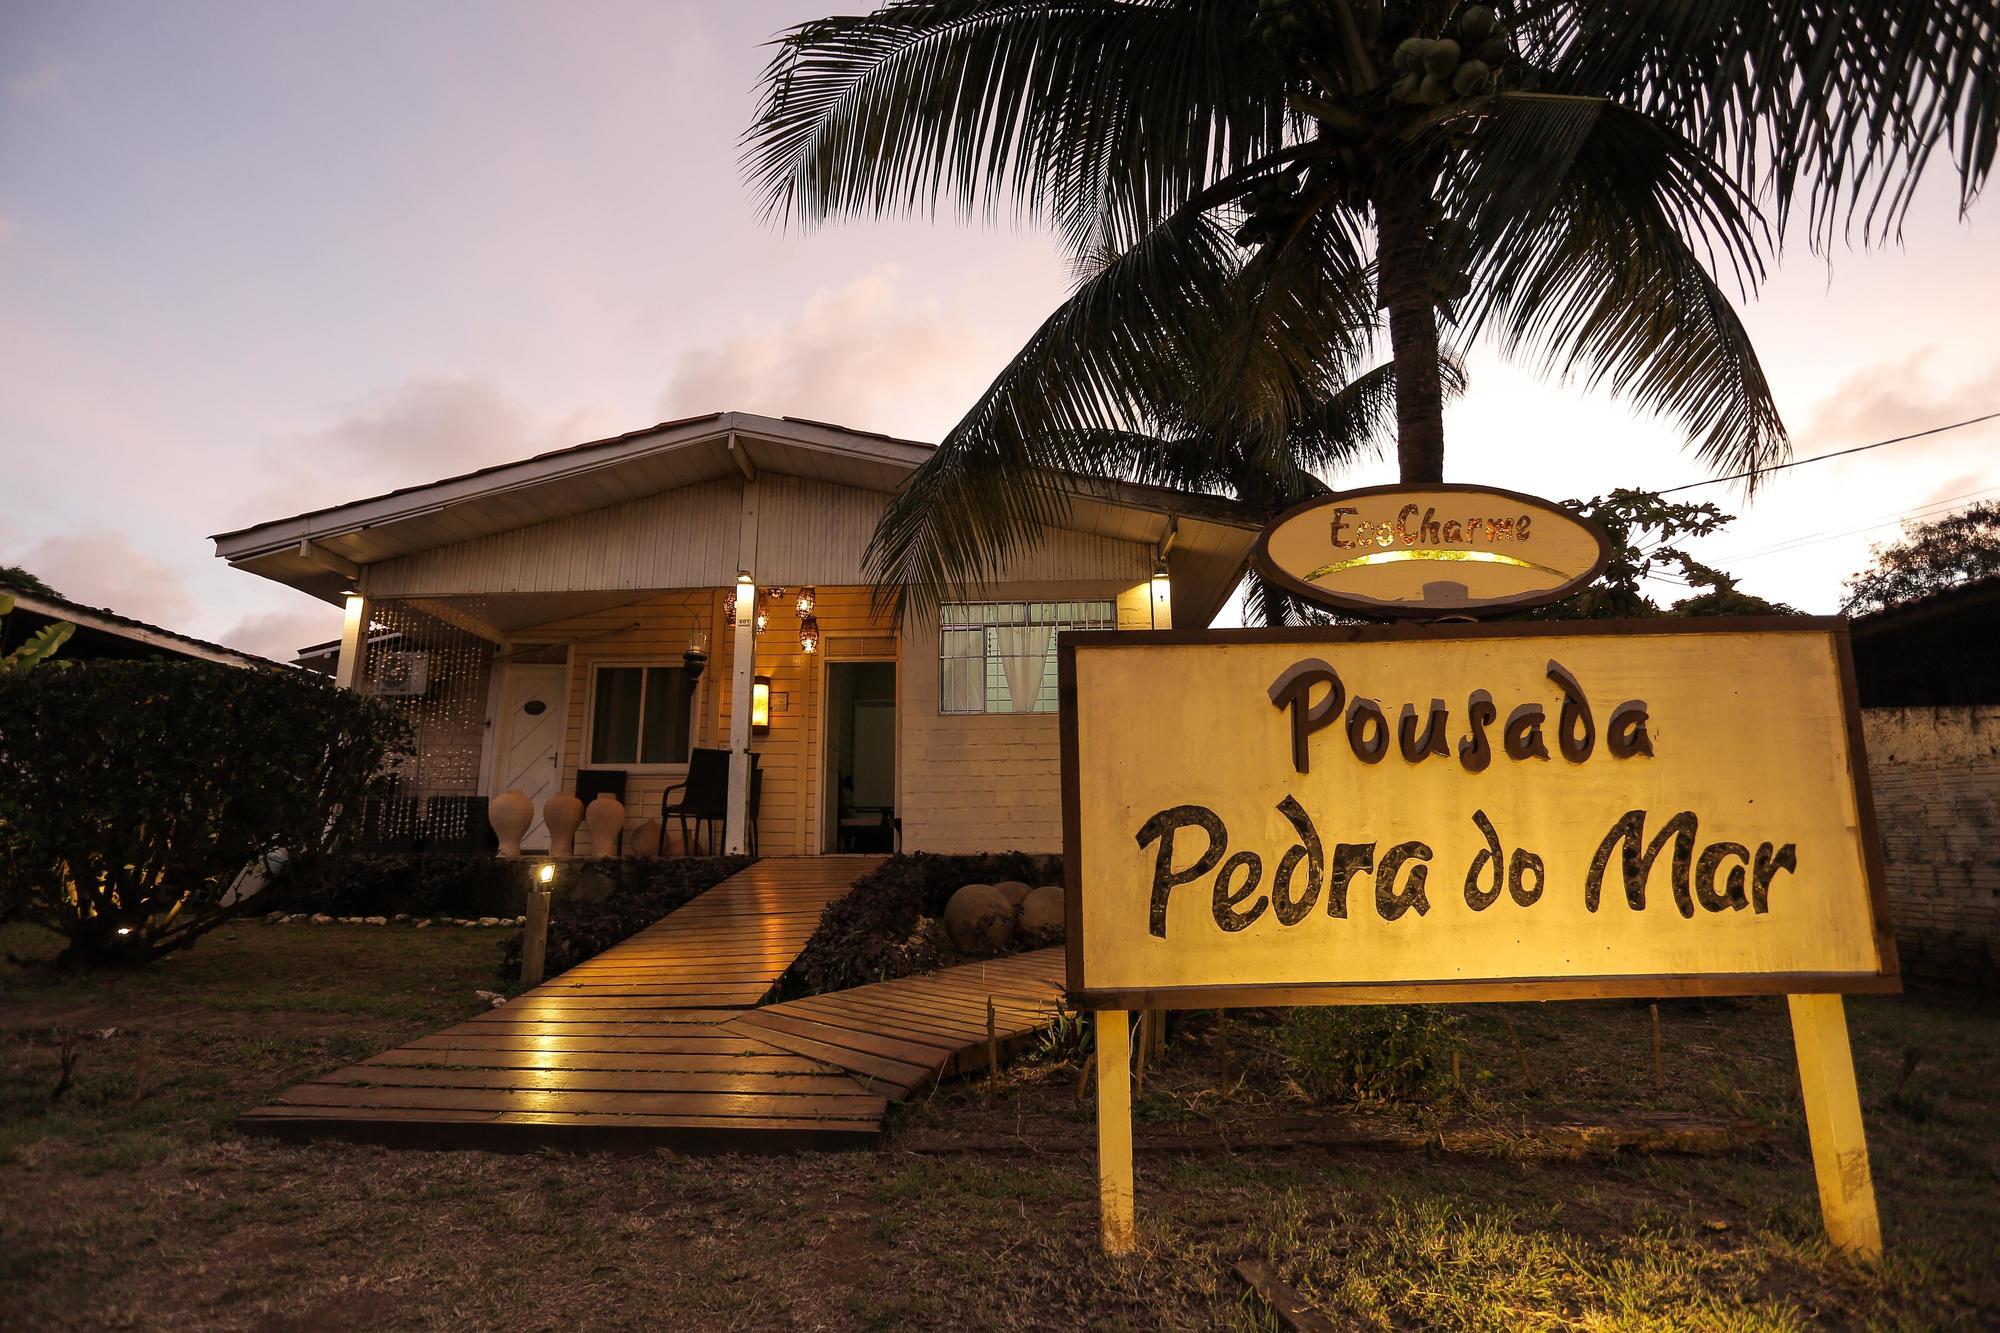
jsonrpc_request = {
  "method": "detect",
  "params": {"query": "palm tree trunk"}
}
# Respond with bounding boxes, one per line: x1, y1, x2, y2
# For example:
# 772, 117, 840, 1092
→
1375, 184, 1446, 483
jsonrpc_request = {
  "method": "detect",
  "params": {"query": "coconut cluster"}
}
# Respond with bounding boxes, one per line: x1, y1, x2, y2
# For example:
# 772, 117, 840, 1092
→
1390, 6, 1509, 106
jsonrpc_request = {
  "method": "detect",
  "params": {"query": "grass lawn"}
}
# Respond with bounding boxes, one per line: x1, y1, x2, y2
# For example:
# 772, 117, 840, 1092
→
1, 920, 1995, 1330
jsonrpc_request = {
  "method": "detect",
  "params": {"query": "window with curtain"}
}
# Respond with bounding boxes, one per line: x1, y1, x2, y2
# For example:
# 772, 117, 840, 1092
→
588, 665, 693, 764
938, 600, 1117, 714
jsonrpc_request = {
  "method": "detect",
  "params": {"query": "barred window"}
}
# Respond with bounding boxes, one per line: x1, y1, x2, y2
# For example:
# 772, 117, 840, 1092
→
938, 600, 1116, 715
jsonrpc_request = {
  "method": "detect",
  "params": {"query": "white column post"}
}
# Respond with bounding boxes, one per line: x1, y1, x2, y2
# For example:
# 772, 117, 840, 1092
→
334, 592, 370, 690
724, 573, 756, 855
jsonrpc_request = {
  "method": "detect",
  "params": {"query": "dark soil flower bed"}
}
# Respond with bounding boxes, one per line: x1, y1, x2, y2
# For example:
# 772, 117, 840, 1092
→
781, 852, 1061, 997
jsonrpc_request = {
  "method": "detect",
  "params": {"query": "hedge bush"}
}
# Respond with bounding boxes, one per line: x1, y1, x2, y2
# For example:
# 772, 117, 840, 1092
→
783, 851, 1060, 997
0, 660, 409, 966
497, 856, 750, 980
270, 850, 518, 918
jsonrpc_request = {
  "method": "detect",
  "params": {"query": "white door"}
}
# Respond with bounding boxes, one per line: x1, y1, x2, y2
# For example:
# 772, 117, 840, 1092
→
495, 663, 565, 850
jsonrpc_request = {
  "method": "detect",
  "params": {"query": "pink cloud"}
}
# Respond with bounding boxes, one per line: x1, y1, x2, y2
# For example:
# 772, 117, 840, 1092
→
18, 531, 194, 625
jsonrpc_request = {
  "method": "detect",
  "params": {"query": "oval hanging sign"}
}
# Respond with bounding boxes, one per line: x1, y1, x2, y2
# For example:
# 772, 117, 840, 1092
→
1252, 483, 1610, 618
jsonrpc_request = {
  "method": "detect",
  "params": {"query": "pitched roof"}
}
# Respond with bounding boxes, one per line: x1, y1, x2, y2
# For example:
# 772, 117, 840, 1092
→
212, 410, 1263, 613
3, 587, 279, 669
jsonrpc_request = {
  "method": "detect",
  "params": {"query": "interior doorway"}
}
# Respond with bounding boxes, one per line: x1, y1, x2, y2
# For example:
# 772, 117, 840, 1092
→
823, 661, 896, 853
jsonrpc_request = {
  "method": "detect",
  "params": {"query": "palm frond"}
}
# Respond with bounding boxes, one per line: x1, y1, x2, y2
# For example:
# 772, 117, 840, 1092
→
1537, 1, 2000, 247
746, 0, 1286, 254
1446, 93, 1786, 481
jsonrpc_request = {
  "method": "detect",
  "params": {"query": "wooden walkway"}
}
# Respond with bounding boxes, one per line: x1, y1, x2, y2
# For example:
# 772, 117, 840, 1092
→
729, 950, 1065, 1095
239, 857, 1067, 1153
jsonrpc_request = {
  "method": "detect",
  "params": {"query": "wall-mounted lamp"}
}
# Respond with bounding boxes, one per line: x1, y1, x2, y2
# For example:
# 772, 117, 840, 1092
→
795, 586, 817, 617
732, 573, 755, 634
537, 863, 556, 886
751, 674, 772, 735
682, 628, 709, 683
1150, 558, 1172, 629
798, 614, 821, 654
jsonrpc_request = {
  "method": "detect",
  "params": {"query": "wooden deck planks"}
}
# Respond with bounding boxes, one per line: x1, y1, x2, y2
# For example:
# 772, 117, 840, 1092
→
720, 948, 1067, 1093
240, 857, 882, 1152
240, 857, 1071, 1155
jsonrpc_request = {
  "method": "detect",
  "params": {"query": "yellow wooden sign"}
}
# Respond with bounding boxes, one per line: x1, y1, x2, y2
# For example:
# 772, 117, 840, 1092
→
1059, 620, 1895, 1258
1253, 484, 1611, 617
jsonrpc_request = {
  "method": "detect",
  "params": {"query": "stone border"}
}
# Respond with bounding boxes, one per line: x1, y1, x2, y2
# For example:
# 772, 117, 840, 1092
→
261, 912, 526, 929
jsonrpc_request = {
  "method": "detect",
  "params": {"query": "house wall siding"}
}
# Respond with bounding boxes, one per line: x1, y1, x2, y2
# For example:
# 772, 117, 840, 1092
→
1862, 706, 2000, 987
363, 470, 1177, 857
897, 579, 1157, 854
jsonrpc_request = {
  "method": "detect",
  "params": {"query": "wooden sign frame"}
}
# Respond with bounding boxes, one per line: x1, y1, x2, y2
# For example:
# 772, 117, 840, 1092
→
1250, 483, 1615, 618
1057, 619, 1896, 1260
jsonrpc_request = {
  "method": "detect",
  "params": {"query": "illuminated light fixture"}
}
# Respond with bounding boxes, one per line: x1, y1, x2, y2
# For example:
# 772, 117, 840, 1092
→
798, 613, 821, 654
682, 628, 709, 683
1302, 548, 1570, 582
537, 864, 555, 886
764, 585, 787, 602
724, 599, 736, 630
795, 586, 817, 616
116, 926, 133, 936
754, 607, 769, 634
1150, 559, 1172, 628
732, 572, 755, 633
751, 674, 772, 735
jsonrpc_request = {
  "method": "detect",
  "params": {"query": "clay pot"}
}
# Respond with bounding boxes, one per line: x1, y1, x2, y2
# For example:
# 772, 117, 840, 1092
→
632, 818, 663, 858
1016, 885, 1066, 946
943, 883, 1014, 955
543, 793, 584, 857
585, 793, 626, 857
993, 880, 1032, 909
488, 789, 533, 857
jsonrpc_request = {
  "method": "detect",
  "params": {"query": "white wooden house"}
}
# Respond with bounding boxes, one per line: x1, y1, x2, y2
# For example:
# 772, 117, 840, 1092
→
213, 412, 1260, 855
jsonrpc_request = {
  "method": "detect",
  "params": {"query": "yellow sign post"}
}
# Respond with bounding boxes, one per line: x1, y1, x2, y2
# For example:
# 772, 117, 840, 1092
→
1059, 619, 1895, 1257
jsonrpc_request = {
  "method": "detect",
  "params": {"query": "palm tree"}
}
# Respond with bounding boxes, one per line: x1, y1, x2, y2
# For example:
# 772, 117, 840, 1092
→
747, 1, 1996, 617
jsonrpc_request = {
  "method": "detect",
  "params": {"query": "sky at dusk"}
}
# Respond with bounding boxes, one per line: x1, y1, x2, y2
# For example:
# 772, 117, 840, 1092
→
3, 1, 1997, 661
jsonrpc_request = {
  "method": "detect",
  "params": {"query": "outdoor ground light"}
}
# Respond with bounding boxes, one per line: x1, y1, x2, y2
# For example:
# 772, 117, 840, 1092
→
537, 863, 555, 886
751, 674, 772, 734
798, 613, 820, 654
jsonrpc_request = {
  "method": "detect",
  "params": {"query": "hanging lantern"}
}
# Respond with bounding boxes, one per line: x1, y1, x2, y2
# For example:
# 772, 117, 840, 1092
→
754, 606, 769, 634
723, 598, 736, 630
764, 585, 786, 603
795, 585, 817, 617
798, 613, 821, 655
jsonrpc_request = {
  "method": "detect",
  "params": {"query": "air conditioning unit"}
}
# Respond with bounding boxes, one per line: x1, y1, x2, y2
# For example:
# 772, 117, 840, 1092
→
372, 650, 432, 697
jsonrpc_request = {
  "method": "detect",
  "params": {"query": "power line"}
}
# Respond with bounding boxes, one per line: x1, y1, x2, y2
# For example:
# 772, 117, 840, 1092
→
1657, 410, 2000, 495
1719, 482, 2000, 564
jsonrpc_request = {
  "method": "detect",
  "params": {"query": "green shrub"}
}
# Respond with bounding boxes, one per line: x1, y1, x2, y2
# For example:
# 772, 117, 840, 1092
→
497, 856, 749, 980
270, 850, 518, 918
783, 851, 1060, 996
1275, 1005, 1464, 1104
0, 660, 409, 966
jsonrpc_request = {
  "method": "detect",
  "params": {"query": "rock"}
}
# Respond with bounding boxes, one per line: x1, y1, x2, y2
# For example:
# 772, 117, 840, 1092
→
477, 916, 500, 928
943, 883, 1014, 955
393, 913, 409, 923
363, 915, 388, 926
415, 919, 432, 929
310, 914, 333, 925
992, 880, 1032, 909
1017, 885, 1066, 945
515, 916, 528, 926
263, 911, 285, 923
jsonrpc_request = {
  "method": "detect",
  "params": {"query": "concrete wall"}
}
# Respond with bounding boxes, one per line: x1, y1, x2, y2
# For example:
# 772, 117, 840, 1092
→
1862, 706, 2000, 986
